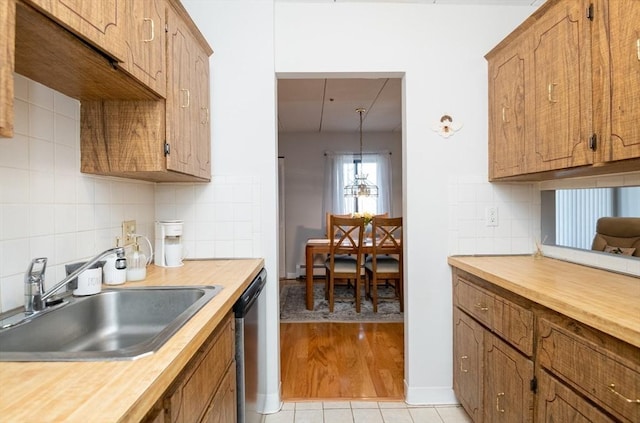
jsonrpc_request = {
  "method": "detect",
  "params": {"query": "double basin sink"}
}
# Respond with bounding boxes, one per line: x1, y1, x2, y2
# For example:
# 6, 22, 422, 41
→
0, 286, 222, 361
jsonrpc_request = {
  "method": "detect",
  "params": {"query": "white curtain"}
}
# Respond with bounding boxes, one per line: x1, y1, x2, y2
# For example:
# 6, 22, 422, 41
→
369, 152, 392, 216
556, 188, 614, 249
323, 152, 393, 231
322, 153, 352, 225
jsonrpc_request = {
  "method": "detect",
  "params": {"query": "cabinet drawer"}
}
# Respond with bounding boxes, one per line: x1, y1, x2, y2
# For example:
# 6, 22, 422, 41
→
538, 318, 640, 423
454, 277, 496, 328
537, 369, 615, 423
454, 277, 533, 356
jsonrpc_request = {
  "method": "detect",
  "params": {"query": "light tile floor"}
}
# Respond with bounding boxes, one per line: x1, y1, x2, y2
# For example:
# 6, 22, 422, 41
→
263, 401, 472, 423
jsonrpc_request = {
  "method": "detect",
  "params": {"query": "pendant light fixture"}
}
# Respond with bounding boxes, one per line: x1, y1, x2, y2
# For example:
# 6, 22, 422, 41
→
344, 108, 379, 198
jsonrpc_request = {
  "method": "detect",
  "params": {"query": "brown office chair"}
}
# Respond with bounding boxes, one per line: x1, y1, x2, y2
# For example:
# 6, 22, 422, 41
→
325, 216, 365, 312
364, 216, 403, 313
591, 217, 640, 257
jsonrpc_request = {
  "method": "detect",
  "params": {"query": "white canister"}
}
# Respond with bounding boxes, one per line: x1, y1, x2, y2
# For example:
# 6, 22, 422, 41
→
103, 253, 126, 285
73, 267, 103, 296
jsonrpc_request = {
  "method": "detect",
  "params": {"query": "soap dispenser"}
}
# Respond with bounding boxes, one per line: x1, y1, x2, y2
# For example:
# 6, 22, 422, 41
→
126, 237, 147, 282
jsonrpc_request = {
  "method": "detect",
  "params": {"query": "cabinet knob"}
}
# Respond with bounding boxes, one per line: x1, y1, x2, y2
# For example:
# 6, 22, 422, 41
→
143, 18, 155, 42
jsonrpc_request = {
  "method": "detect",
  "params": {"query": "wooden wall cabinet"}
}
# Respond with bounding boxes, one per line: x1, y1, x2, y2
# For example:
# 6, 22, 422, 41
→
118, 0, 167, 98
486, 0, 640, 181
80, 1, 212, 182
0, 0, 15, 138
25, 0, 126, 62
143, 312, 237, 423
452, 267, 639, 423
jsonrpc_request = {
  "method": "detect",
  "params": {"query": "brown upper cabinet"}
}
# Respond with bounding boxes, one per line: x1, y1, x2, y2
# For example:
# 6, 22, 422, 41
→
4, 0, 212, 182
486, 0, 640, 181
80, 1, 212, 182
0, 0, 15, 138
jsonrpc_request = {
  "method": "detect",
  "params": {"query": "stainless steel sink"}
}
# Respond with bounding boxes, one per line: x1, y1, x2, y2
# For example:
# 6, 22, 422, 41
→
0, 286, 222, 361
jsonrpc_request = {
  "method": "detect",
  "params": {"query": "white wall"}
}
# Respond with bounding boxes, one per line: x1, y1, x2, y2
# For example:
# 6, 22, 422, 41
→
279, 131, 403, 277
274, 1, 538, 404
0, 75, 155, 313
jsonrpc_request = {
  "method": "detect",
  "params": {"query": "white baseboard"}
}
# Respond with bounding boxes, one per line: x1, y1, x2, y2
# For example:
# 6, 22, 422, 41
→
295, 264, 326, 278
404, 383, 459, 406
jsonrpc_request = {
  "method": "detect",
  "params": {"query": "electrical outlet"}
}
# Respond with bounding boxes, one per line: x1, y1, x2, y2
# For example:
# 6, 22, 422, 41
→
485, 207, 498, 227
122, 220, 137, 246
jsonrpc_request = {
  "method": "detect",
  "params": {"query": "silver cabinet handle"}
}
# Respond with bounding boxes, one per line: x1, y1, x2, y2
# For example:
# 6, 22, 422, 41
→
143, 18, 155, 42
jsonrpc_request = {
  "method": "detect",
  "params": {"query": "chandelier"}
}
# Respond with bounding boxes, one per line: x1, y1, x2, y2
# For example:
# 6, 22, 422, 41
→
344, 108, 379, 198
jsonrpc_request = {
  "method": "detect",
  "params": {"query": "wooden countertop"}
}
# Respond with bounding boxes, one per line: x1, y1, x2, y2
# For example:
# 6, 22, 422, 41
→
0, 258, 264, 423
448, 255, 640, 348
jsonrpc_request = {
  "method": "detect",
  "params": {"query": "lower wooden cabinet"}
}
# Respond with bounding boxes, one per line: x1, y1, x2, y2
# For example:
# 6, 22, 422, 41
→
143, 312, 237, 423
537, 370, 615, 423
453, 308, 484, 422
451, 267, 637, 423
484, 333, 533, 423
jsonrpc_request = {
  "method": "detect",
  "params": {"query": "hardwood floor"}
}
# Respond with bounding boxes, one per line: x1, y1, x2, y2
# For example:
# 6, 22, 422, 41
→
280, 322, 404, 401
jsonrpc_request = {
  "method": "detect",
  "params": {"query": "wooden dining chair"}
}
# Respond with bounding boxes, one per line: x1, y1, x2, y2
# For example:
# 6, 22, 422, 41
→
364, 216, 403, 313
325, 216, 365, 312
325, 212, 352, 237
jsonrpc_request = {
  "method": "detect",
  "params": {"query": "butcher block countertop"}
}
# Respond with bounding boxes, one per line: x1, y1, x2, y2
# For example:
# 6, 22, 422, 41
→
448, 255, 640, 348
0, 258, 264, 423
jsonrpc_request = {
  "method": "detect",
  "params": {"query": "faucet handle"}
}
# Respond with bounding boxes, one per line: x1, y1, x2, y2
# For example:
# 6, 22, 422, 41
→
25, 257, 47, 313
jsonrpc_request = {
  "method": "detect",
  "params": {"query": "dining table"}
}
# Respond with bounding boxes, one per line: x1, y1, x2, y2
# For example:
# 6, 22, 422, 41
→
304, 238, 378, 310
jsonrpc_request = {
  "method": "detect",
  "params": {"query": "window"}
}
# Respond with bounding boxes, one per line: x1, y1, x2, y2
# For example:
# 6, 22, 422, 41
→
343, 159, 379, 215
322, 152, 392, 231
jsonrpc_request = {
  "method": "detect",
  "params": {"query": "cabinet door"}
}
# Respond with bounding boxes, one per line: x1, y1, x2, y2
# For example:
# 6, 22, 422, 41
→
453, 309, 484, 423
537, 370, 615, 423
484, 333, 534, 423
529, 0, 593, 173
193, 48, 211, 180
0, 0, 15, 138
25, 0, 125, 61
201, 365, 237, 423
120, 0, 166, 98
488, 38, 528, 180
166, 6, 195, 177
595, 0, 640, 162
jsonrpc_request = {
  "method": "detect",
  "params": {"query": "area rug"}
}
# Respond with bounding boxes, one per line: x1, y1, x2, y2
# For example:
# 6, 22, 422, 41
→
280, 283, 403, 322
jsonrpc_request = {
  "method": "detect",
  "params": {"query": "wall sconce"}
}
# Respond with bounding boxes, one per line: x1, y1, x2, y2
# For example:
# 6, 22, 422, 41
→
433, 114, 462, 138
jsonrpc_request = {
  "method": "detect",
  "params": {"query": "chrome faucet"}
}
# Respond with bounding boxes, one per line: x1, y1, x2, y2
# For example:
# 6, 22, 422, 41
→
24, 247, 126, 314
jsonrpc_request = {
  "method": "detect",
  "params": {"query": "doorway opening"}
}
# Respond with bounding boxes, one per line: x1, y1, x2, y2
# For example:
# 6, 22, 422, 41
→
276, 75, 405, 400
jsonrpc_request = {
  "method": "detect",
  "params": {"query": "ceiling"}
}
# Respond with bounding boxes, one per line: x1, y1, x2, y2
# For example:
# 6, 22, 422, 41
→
276, 0, 544, 133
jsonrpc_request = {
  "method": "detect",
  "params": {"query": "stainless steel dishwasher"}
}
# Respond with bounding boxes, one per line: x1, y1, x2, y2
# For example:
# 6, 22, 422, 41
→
233, 268, 267, 423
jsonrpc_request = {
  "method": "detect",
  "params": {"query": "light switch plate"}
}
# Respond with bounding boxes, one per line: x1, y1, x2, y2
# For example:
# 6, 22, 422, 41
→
122, 220, 137, 246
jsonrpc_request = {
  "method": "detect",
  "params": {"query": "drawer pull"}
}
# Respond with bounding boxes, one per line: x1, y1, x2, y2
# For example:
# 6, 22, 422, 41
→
547, 83, 558, 103
637, 39, 640, 61
608, 384, 640, 404
143, 18, 155, 42
501, 106, 510, 123
496, 392, 505, 413
474, 303, 489, 311
180, 89, 190, 108
459, 355, 468, 373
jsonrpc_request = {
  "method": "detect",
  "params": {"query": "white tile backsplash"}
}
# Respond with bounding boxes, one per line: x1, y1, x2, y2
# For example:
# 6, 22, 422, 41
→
0, 76, 155, 312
